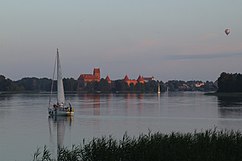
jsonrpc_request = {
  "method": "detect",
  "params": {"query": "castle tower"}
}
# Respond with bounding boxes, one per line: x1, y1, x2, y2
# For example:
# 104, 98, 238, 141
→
93, 68, 100, 80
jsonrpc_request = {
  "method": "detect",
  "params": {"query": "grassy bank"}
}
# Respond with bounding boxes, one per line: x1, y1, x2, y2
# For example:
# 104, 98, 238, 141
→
33, 129, 242, 161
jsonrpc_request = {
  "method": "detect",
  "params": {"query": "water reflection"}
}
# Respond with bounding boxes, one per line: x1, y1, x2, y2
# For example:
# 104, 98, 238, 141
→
124, 93, 145, 99
48, 116, 73, 157
81, 94, 101, 115
0, 93, 13, 101
0, 94, 11, 118
217, 96, 242, 118
4, 92, 242, 161
218, 96, 242, 107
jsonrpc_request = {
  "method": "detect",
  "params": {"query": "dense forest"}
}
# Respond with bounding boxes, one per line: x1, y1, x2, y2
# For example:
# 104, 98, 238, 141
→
217, 72, 242, 93
0, 74, 217, 93
0, 75, 77, 92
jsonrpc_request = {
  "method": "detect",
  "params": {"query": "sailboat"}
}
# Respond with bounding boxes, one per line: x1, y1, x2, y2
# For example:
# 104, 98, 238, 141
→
157, 82, 161, 94
48, 49, 74, 116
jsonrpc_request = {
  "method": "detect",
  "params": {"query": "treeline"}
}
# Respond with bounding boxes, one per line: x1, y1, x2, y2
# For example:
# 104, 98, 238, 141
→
217, 72, 242, 93
167, 80, 217, 92
0, 75, 77, 92
78, 78, 166, 93
1, 74, 217, 93
0, 75, 162, 93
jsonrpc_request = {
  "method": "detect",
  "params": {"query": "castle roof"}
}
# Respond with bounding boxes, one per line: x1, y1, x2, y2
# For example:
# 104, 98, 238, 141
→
105, 75, 111, 83
137, 75, 145, 82
105, 75, 111, 81
79, 74, 98, 80
143, 76, 154, 81
124, 75, 129, 81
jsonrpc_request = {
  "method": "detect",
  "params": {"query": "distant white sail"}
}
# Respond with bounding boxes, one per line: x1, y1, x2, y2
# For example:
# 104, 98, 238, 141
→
57, 49, 65, 105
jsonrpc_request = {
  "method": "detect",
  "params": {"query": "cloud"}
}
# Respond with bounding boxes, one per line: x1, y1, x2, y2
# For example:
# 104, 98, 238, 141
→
164, 52, 242, 60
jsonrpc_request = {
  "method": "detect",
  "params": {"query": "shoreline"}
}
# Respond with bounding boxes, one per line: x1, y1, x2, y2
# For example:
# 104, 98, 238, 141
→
205, 92, 242, 97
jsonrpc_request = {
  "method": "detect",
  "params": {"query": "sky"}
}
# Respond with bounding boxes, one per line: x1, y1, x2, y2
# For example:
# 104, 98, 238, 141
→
1, 0, 242, 82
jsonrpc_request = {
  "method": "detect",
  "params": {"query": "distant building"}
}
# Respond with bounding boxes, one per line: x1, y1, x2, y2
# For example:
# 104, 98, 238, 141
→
137, 75, 145, 84
105, 75, 112, 84
143, 76, 155, 82
78, 68, 100, 86
195, 82, 205, 88
77, 68, 155, 91
123, 75, 145, 86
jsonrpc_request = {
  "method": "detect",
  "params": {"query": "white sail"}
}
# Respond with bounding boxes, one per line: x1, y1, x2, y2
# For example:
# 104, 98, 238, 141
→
57, 49, 65, 105
48, 49, 74, 116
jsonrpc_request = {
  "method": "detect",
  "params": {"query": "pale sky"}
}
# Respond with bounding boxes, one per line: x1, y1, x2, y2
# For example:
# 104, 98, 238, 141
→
1, 0, 242, 81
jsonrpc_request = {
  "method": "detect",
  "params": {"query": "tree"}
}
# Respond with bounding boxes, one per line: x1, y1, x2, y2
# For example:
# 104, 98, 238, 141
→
97, 78, 111, 92
217, 72, 242, 93
63, 78, 78, 91
0, 75, 12, 91
135, 82, 145, 92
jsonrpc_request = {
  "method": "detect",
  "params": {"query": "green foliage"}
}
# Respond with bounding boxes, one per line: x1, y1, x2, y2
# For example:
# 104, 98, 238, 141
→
33, 146, 53, 161
0, 75, 78, 92
217, 72, 242, 93
33, 129, 242, 161
58, 145, 81, 161
0, 75, 19, 91
63, 78, 78, 91
96, 78, 111, 92
16, 77, 52, 91
113, 80, 129, 92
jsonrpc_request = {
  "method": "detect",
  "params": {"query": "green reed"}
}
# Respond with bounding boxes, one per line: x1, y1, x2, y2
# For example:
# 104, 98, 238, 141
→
33, 129, 242, 161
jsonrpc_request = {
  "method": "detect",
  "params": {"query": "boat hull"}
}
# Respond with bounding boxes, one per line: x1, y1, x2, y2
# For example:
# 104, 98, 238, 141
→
48, 108, 74, 116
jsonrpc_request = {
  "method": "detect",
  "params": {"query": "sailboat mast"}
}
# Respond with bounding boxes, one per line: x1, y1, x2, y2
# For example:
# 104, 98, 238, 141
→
49, 55, 57, 106
57, 49, 65, 105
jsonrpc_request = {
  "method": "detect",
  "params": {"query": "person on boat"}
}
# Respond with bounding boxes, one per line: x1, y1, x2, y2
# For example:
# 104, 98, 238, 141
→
69, 103, 72, 112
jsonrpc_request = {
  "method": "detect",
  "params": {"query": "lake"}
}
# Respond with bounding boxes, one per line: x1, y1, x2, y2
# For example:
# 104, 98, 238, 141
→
1, 92, 242, 161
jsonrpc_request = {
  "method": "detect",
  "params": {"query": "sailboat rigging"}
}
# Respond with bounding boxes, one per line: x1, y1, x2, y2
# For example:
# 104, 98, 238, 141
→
48, 49, 74, 116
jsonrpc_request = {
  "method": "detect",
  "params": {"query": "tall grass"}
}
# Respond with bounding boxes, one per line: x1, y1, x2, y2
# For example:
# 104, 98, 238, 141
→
33, 129, 242, 161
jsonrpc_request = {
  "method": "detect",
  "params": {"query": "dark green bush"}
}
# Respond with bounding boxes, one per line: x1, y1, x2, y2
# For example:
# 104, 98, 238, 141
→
33, 129, 242, 161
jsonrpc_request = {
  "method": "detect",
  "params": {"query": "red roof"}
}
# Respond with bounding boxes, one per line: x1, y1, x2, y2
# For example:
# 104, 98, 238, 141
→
105, 75, 111, 81
78, 68, 101, 83
143, 77, 154, 81
124, 75, 129, 81
137, 75, 145, 82
79, 74, 97, 79
105, 75, 111, 83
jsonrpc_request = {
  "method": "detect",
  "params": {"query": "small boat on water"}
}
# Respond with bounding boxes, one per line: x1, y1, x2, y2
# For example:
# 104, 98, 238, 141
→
157, 82, 160, 94
48, 49, 74, 116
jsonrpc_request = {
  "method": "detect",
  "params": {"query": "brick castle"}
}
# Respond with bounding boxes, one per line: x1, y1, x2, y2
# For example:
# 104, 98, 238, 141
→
77, 68, 154, 89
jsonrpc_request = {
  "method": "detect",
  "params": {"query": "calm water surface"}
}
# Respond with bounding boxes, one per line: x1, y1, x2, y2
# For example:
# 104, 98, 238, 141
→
1, 92, 242, 161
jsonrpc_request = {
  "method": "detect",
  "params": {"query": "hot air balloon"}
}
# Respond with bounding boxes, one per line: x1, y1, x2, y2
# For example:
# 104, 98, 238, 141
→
225, 28, 230, 35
